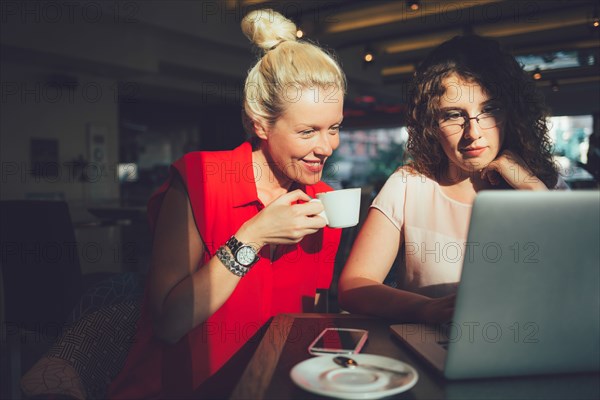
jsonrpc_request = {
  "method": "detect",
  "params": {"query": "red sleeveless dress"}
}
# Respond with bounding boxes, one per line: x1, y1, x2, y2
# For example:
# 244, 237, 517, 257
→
109, 142, 341, 398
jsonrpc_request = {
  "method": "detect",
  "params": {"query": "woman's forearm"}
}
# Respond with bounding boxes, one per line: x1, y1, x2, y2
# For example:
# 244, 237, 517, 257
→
152, 255, 242, 344
338, 276, 430, 323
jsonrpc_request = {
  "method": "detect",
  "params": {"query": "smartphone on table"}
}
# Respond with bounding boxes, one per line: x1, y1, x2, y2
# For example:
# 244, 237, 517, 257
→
308, 328, 369, 355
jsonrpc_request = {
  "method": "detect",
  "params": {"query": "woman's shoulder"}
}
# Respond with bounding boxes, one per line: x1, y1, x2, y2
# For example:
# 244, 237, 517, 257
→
380, 166, 469, 207
178, 142, 251, 162
174, 143, 252, 180
385, 166, 436, 187
374, 166, 433, 204
178, 146, 239, 165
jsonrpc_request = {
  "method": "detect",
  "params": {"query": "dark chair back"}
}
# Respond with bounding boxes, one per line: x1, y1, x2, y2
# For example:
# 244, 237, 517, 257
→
1, 200, 83, 332
20, 272, 145, 400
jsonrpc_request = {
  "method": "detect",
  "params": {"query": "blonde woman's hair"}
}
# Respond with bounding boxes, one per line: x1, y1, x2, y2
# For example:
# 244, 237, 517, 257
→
241, 9, 346, 137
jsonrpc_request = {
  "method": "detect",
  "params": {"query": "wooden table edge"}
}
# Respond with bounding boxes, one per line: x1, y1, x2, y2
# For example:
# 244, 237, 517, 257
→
229, 313, 369, 399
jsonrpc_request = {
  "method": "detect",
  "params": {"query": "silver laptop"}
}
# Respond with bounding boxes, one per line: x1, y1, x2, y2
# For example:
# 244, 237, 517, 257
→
390, 190, 600, 380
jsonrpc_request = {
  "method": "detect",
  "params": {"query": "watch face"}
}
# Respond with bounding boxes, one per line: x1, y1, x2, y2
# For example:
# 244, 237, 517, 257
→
236, 246, 257, 266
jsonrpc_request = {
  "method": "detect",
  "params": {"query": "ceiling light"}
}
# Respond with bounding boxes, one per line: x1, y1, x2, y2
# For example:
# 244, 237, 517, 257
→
532, 67, 542, 80
592, 17, 599, 28
363, 45, 375, 63
407, 0, 420, 11
296, 29, 304, 38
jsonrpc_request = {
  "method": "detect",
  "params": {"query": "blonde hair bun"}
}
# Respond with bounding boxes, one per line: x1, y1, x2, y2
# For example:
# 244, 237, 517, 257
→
241, 9, 297, 52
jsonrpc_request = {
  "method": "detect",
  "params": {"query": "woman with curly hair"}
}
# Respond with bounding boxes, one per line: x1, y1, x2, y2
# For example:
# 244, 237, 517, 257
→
338, 35, 564, 323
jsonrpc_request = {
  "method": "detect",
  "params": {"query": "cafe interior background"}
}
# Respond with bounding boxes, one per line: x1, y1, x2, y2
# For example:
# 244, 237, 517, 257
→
1, 0, 599, 397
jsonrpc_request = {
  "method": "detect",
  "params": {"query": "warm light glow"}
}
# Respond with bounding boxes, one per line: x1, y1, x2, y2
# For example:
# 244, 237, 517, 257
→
364, 53, 374, 62
381, 64, 415, 76
384, 30, 462, 54
533, 68, 542, 80
296, 29, 304, 38
409, 1, 420, 11
475, 12, 588, 38
593, 19, 600, 28
355, 95, 376, 104
325, 0, 502, 34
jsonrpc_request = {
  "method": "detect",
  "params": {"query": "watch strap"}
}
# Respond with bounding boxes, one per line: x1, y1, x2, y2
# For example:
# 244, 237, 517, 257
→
225, 235, 245, 253
216, 245, 250, 277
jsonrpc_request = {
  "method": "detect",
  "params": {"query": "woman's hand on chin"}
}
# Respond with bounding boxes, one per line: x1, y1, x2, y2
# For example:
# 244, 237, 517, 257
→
481, 150, 548, 190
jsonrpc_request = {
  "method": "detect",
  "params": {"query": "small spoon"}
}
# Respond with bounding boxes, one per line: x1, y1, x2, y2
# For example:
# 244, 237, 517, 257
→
333, 356, 410, 377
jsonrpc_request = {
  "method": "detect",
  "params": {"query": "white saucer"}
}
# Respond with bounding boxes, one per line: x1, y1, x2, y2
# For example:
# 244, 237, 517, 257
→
290, 354, 418, 399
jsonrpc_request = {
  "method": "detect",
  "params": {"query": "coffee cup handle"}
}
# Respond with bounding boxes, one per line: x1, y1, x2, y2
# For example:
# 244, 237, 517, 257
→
309, 198, 329, 225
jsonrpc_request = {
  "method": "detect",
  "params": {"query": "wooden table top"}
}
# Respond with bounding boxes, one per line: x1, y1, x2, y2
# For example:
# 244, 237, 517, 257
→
229, 313, 600, 400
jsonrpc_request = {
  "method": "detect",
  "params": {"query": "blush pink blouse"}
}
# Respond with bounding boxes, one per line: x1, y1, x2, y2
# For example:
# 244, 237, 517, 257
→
371, 168, 472, 297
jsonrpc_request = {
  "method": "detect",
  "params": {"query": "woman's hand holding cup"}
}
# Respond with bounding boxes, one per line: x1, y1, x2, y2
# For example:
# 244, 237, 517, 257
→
236, 189, 328, 248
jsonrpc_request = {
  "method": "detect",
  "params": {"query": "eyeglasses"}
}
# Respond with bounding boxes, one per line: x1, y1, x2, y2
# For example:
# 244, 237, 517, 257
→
438, 107, 505, 136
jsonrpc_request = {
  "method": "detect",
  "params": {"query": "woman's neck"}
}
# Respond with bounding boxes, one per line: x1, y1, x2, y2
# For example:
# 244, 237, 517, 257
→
437, 167, 494, 204
251, 148, 294, 206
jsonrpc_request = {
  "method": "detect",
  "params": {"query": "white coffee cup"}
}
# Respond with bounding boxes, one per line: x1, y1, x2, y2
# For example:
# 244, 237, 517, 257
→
311, 188, 361, 228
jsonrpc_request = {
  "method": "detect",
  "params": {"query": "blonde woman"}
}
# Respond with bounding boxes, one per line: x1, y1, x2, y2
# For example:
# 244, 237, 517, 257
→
109, 9, 346, 398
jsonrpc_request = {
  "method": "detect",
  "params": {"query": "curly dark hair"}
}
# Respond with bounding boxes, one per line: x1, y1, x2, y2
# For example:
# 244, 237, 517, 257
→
405, 35, 558, 188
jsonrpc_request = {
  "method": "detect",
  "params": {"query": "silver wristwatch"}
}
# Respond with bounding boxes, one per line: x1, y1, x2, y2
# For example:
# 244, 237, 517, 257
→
226, 235, 259, 268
